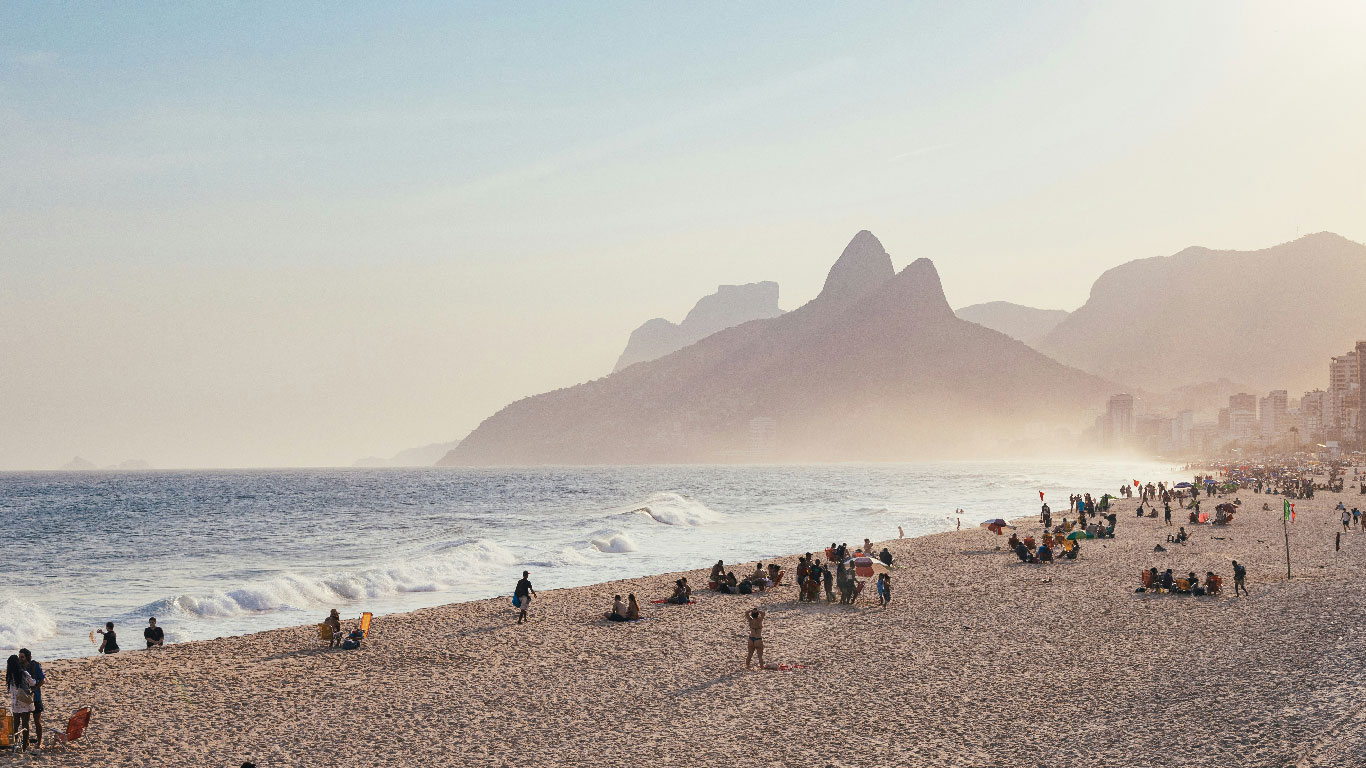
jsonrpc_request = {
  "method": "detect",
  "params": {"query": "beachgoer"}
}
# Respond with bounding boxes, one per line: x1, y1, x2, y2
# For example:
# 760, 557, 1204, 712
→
767, 563, 783, 587
670, 577, 693, 604
709, 560, 725, 587
1233, 561, 1248, 596
878, 547, 892, 566
1205, 571, 1222, 595
744, 610, 766, 669
608, 594, 629, 621
1354, 508, 1361, 528
876, 573, 892, 607
626, 594, 641, 620
515, 570, 536, 624
145, 616, 165, 648
18, 649, 42, 746
1161, 569, 1174, 592
97, 621, 120, 654
6, 654, 35, 751
324, 609, 343, 648
898, 526, 904, 539
822, 562, 835, 603
862, 538, 874, 555
1342, 507, 1351, 532
1163, 504, 1172, 526
1037, 543, 1053, 563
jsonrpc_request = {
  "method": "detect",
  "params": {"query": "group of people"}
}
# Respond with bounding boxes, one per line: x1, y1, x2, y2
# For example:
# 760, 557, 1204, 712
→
1139, 566, 1235, 597
1009, 530, 1080, 564
707, 562, 779, 595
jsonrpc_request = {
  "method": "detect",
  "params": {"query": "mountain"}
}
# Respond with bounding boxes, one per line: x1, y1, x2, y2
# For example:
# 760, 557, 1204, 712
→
955, 302, 1069, 346
613, 281, 783, 372
1037, 232, 1366, 394
60, 456, 97, 471
442, 231, 1115, 466
354, 440, 462, 468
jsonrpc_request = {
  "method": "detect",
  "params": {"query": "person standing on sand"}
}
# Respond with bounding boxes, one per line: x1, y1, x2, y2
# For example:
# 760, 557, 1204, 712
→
1232, 561, 1248, 596
515, 570, 535, 624
744, 610, 766, 669
1163, 503, 1172, 526
898, 526, 904, 538
18, 649, 42, 747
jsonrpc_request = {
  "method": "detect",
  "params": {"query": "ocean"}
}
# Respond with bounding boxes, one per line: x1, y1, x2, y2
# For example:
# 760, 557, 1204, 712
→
3, 459, 1174, 659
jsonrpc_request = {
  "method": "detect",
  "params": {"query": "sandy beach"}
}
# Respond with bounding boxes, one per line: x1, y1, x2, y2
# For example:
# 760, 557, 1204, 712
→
18, 485, 1366, 767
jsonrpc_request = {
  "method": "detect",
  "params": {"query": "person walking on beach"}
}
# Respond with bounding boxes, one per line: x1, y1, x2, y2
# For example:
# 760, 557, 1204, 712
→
514, 571, 536, 624
744, 609, 766, 669
1232, 560, 1248, 596
17, 649, 42, 746
1342, 507, 1351, 533
1163, 503, 1172, 527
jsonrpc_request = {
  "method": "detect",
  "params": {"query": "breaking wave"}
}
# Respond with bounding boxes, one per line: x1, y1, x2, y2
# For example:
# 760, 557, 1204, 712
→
590, 531, 638, 553
140, 539, 516, 619
623, 492, 722, 526
0, 594, 58, 647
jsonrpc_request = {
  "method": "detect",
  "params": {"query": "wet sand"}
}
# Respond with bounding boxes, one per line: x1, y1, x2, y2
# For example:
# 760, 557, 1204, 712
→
23, 487, 1366, 767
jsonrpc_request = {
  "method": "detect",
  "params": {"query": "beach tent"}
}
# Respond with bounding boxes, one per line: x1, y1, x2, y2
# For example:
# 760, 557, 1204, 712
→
1065, 530, 1092, 540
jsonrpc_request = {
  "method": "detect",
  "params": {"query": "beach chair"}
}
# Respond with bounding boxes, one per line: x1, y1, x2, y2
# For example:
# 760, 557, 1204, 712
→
358, 612, 373, 639
44, 707, 92, 752
318, 622, 338, 644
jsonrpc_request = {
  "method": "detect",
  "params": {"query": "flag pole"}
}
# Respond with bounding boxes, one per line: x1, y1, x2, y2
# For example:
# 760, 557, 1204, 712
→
1283, 501, 1292, 580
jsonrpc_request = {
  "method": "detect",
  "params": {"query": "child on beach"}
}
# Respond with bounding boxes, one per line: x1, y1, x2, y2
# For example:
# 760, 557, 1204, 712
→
876, 573, 891, 607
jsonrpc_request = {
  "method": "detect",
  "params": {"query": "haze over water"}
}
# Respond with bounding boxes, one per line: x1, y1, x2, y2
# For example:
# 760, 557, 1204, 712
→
5, 459, 1170, 659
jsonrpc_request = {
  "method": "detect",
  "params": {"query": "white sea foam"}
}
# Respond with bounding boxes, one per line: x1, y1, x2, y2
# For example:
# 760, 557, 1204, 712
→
625, 492, 722, 526
0, 594, 58, 647
147, 539, 516, 618
590, 531, 638, 553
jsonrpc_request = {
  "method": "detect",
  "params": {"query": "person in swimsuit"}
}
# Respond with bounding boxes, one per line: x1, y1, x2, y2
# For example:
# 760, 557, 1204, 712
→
745, 610, 766, 669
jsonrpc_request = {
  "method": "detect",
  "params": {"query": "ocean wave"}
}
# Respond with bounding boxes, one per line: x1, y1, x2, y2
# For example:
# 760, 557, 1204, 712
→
139, 539, 516, 619
852, 507, 890, 515
622, 491, 722, 526
590, 531, 638, 553
0, 595, 58, 647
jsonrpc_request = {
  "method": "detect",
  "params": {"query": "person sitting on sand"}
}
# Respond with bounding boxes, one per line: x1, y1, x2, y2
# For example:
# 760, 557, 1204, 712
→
626, 593, 641, 619
96, 621, 120, 654
1205, 572, 1221, 596
1176, 526, 1188, 544
1023, 534, 1036, 551
738, 576, 754, 595
767, 563, 783, 587
324, 609, 343, 648
1188, 571, 1205, 597
669, 578, 692, 605
1036, 543, 1053, 564
879, 547, 893, 566
608, 595, 630, 621
709, 560, 725, 588
863, 538, 874, 556
750, 563, 770, 591
1161, 569, 1174, 593
1014, 541, 1031, 563
1008, 532, 1022, 550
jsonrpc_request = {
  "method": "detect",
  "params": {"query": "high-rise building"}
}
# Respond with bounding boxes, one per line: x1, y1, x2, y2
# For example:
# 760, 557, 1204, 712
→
1301, 389, 1329, 441
1228, 393, 1258, 439
1357, 341, 1366, 442
1329, 351, 1359, 430
1260, 390, 1288, 438
1105, 394, 1134, 447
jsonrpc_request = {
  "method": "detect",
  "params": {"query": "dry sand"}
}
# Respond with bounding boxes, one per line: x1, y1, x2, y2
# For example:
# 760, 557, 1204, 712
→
19, 485, 1366, 767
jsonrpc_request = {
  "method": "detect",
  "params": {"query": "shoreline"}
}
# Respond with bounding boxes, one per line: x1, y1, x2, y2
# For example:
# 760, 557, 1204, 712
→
26, 481, 1366, 766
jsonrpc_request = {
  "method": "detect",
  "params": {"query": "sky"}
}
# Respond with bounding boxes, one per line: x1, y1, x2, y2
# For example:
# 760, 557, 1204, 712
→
2, 1, 1365, 469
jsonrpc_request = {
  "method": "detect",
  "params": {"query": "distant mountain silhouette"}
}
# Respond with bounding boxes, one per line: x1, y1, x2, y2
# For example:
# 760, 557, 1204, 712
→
614, 282, 783, 372
1037, 233, 1366, 394
355, 440, 462, 468
443, 231, 1114, 465
60, 456, 96, 471
956, 302, 1069, 346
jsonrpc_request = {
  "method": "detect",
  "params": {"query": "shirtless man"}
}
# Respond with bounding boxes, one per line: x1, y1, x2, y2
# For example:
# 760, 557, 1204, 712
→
745, 609, 766, 669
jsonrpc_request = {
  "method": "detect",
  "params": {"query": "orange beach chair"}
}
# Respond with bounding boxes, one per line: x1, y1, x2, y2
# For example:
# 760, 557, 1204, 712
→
45, 707, 92, 751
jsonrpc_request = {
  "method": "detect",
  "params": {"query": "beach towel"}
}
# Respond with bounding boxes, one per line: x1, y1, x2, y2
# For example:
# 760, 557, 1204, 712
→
649, 599, 696, 605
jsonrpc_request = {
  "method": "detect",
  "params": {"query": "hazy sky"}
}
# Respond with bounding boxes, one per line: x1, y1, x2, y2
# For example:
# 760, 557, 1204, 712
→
3, 2, 1365, 469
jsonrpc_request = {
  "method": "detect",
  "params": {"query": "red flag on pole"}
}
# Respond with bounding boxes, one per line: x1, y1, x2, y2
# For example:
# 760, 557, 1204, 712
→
1134, 479, 1139, 487
1039, 491, 1045, 501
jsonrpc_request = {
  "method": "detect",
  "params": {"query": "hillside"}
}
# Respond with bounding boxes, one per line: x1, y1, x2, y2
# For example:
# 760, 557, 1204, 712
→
442, 231, 1115, 466
955, 302, 1069, 346
1037, 232, 1366, 394
614, 282, 783, 372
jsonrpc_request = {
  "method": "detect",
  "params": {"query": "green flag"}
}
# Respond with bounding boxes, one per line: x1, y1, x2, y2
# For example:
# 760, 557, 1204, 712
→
1283, 498, 1295, 522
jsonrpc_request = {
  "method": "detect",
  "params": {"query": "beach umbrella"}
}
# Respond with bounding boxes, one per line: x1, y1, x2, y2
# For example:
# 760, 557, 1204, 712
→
979, 518, 1014, 535
1065, 530, 1091, 540
1174, 482, 1192, 488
